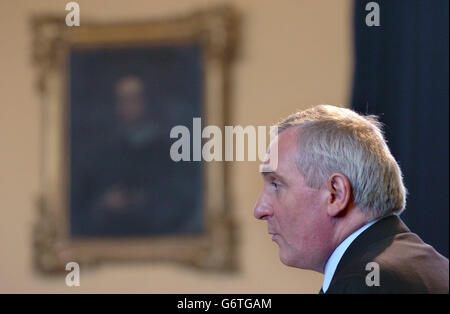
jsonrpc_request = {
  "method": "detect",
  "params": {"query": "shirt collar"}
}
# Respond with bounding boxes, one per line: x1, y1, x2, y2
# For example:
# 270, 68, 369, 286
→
322, 218, 381, 292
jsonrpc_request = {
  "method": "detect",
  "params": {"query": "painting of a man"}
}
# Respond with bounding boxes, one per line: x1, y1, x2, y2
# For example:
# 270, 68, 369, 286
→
69, 45, 204, 237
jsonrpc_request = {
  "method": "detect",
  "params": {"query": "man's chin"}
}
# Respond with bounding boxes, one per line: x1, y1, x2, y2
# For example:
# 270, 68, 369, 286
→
278, 248, 306, 269
273, 238, 300, 267
278, 248, 295, 267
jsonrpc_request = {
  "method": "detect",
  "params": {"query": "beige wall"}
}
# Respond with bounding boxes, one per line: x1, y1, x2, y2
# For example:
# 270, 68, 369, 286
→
0, 0, 352, 293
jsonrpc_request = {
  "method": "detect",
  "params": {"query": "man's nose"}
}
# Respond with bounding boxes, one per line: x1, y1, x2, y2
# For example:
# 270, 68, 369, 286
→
254, 193, 273, 220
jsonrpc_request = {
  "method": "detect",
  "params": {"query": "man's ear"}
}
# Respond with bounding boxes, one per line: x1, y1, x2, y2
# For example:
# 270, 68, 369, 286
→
326, 173, 352, 217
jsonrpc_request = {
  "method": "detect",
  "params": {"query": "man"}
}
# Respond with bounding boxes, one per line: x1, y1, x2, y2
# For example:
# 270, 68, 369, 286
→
71, 75, 202, 236
254, 105, 449, 293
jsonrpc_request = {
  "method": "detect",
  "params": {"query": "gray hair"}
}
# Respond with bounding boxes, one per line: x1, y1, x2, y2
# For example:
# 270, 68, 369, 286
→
275, 105, 407, 221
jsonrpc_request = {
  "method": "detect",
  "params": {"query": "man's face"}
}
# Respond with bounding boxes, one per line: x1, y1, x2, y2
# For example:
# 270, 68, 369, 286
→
254, 127, 332, 272
115, 76, 146, 126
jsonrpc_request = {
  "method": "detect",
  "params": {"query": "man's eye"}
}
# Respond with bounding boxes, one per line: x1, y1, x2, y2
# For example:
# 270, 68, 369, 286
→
271, 182, 280, 190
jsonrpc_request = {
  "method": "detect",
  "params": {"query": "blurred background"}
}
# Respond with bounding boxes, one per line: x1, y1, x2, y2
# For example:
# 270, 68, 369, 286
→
0, 0, 447, 293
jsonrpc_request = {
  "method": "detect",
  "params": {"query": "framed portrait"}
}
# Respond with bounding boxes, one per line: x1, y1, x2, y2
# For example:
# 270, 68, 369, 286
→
32, 6, 239, 272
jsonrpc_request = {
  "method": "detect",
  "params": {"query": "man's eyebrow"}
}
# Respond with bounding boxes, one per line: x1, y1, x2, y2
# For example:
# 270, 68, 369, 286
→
259, 164, 274, 173
259, 166, 287, 183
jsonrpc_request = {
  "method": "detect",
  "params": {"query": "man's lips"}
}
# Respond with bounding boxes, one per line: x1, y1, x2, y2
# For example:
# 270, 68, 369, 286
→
268, 223, 279, 241
268, 231, 278, 241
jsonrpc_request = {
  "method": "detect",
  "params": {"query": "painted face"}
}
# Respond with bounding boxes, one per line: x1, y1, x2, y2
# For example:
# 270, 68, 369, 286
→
254, 127, 332, 271
115, 76, 146, 126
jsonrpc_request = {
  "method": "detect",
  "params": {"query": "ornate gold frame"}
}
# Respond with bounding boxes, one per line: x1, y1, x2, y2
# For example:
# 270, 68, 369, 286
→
32, 6, 239, 273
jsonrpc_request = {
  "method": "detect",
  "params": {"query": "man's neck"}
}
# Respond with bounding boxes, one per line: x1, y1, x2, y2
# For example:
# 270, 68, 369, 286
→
320, 208, 369, 273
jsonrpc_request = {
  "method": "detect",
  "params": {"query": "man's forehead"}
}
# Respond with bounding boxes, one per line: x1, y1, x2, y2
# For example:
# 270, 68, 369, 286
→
270, 128, 298, 154
259, 127, 298, 174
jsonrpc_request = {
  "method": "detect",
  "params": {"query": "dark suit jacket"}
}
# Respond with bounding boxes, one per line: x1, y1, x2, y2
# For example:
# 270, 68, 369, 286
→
325, 215, 449, 294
